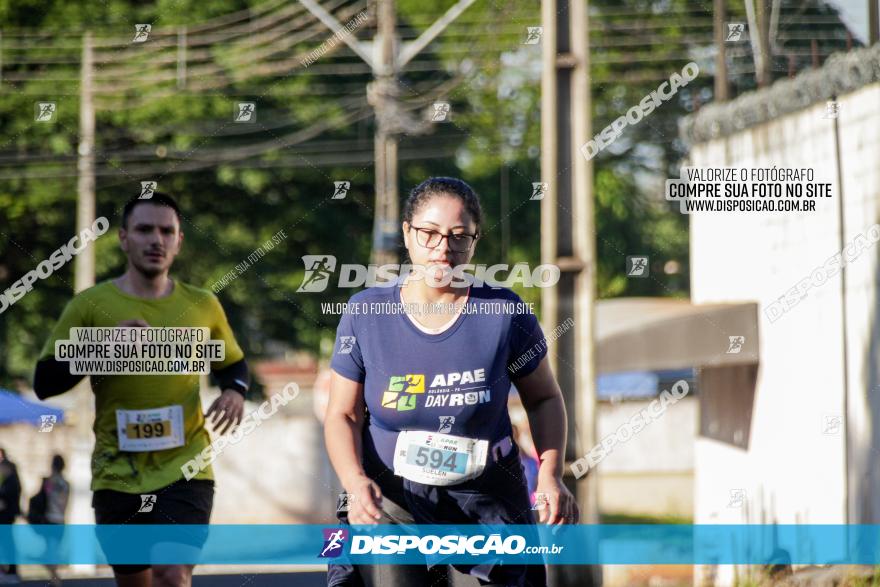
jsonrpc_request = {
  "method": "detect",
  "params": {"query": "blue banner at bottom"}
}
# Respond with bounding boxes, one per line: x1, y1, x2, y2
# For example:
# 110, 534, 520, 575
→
0, 524, 877, 565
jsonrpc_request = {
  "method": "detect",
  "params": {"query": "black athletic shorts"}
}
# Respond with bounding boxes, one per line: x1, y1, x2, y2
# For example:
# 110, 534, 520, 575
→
92, 478, 214, 575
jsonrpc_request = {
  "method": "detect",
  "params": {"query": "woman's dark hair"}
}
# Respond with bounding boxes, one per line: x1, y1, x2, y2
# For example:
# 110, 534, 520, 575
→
51, 454, 65, 473
403, 177, 483, 234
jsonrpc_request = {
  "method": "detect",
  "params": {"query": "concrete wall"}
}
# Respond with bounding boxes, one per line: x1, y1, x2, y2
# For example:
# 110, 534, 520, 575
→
596, 397, 696, 518
687, 81, 880, 585
0, 389, 339, 525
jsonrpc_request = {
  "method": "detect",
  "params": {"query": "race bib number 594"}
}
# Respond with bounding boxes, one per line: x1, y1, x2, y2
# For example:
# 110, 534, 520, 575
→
393, 430, 488, 486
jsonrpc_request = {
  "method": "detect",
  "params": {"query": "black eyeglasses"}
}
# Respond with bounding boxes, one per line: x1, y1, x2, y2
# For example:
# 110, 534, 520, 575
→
409, 225, 479, 252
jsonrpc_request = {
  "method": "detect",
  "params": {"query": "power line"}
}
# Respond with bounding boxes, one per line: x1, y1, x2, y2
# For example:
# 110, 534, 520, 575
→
0, 105, 373, 179
0, 67, 466, 177
0, 0, 290, 39
90, 0, 357, 79
0, 2, 372, 95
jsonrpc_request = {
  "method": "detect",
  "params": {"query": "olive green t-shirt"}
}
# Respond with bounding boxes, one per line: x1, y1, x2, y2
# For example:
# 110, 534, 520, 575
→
40, 280, 244, 494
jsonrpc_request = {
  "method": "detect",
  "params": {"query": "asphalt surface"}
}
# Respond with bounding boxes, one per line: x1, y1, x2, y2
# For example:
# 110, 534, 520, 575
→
19, 571, 326, 586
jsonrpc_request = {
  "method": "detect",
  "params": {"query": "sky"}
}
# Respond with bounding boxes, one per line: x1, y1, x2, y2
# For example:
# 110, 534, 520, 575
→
832, 0, 869, 43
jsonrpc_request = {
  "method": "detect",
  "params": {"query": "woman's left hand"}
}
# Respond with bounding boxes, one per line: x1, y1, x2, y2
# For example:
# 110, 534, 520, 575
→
534, 473, 579, 525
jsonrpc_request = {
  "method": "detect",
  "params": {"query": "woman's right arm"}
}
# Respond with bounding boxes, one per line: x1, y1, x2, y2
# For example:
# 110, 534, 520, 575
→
324, 371, 384, 524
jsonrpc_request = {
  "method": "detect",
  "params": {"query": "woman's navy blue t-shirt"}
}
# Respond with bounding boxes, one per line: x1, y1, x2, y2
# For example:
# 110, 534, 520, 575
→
330, 283, 547, 471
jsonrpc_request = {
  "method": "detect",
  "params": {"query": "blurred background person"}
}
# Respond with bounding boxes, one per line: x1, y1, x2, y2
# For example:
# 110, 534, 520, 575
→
27, 455, 69, 586
0, 449, 22, 583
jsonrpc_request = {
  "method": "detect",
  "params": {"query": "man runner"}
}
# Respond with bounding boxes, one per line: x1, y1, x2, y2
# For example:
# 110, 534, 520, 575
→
33, 193, 250, 587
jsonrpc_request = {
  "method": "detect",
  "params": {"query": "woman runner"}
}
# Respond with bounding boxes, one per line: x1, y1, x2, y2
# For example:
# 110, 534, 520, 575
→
325, 177, 578, 587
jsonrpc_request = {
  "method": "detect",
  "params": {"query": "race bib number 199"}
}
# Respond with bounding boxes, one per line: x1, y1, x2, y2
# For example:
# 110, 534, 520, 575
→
116, 405, 185, 452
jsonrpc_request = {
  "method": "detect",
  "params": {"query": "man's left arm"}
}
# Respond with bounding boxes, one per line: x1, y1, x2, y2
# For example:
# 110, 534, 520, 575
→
205, 294, 248, 434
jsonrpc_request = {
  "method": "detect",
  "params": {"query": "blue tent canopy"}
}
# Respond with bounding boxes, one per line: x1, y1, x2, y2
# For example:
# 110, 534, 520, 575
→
597, 371, 658, 399
597, 368, 695, 400
0, 389, 65, 426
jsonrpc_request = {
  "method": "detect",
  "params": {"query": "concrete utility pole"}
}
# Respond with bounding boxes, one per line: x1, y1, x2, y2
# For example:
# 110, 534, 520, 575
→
76, 32, 96, 296
756, 0, 773, 86
870, 0, 879, 45
72, 30, 97, 574
299, 0, 478, 264
745, 0, 772, 87
541, 0, 600, 585
714, 0, 729, 101
371, 0, 399, 265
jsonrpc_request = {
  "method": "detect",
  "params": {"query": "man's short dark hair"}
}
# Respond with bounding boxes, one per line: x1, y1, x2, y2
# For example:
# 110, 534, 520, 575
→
121, 192, 182, 229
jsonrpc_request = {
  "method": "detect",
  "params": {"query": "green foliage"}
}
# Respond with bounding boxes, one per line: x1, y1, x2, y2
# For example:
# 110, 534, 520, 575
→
0, 0, 694, 387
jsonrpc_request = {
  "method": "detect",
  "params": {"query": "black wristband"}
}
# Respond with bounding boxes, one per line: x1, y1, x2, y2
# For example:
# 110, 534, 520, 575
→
224, 379, 248, 397
213, 358, 250, 397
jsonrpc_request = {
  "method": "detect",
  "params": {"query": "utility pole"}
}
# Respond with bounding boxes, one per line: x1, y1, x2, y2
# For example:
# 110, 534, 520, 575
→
299, 0, 479, 265
371, 0, 399, 265
76, 32, 96, 296
745, 0, 772, 87
714, 0, 729, 101
756, 0, 772, 86
72, 30, 97, 573
501, 164, 509, 263
542, 0, 599, 585
870, 0, 879, 45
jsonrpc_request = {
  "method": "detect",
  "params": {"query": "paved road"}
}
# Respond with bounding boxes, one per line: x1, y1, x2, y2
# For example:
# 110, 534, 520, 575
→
20, 571, 326, 586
